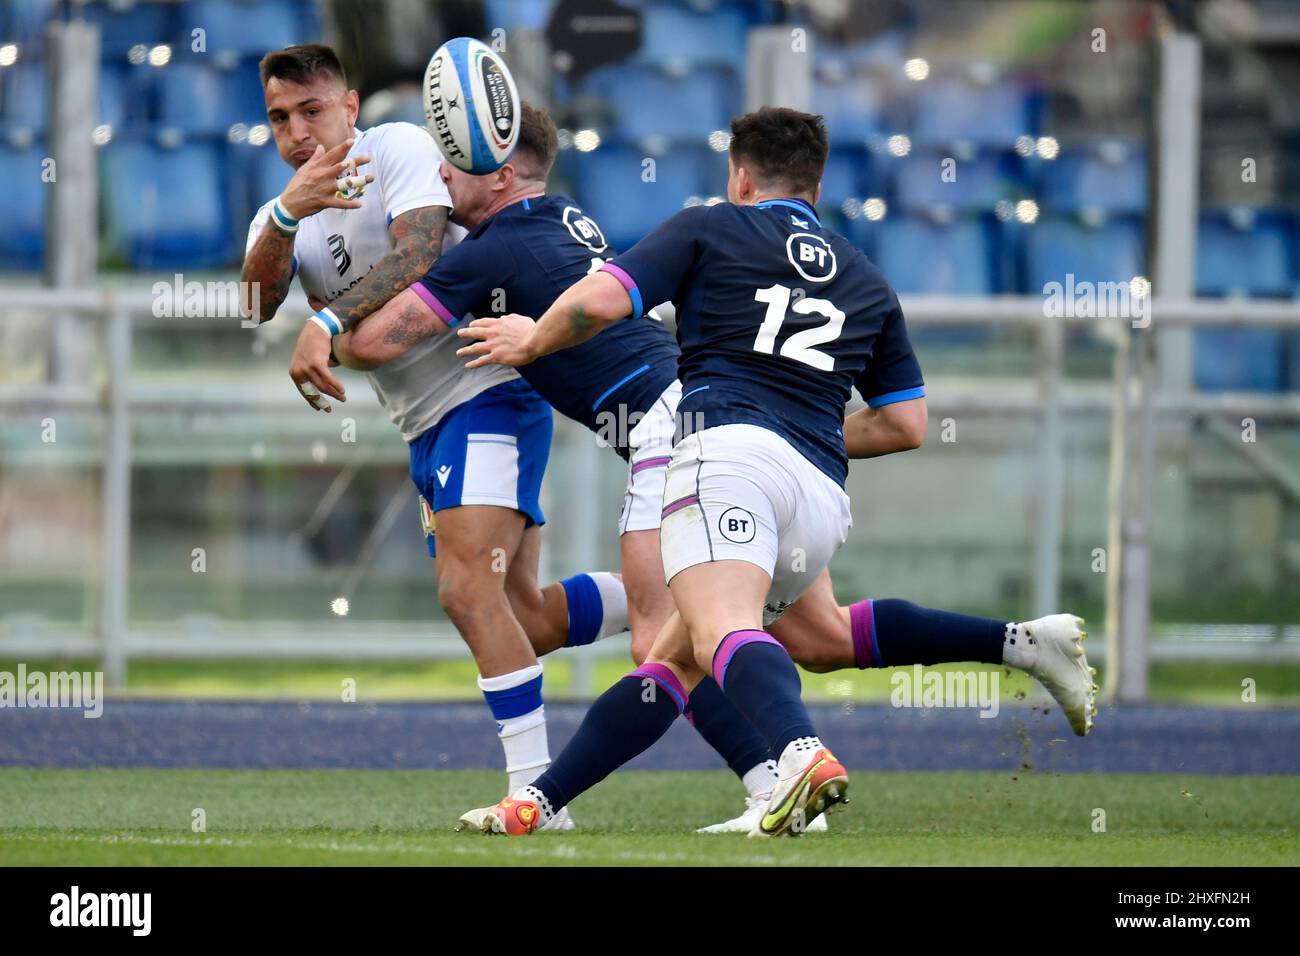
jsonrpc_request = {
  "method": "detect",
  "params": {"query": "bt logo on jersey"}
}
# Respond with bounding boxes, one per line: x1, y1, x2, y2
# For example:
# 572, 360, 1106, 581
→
786, 233, 837, 282
563, 206, 608, 253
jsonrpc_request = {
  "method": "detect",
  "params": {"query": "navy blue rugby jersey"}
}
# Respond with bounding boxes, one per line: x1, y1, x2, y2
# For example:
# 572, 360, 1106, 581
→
412, 194, 679, 452
601, 197, 925, 487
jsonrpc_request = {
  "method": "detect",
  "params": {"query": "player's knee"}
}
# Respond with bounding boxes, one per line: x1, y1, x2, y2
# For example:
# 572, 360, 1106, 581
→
784, 628, 848, 673
436, 565, 494, 628
628, 626, 657, 666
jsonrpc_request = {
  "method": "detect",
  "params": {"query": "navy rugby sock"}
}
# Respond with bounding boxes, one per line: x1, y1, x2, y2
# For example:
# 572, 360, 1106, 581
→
683, 677, 774, 784
529, 664, 685, 813
851, 599, 1007, 668
712, 630, 815, 759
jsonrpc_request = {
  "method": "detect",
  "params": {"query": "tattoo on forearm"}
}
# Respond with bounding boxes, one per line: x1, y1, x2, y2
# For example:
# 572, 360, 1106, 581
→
382, 299, 435, 347
240, 223, 295, 322
565, 303, 596, 341
331, 205, 448, 332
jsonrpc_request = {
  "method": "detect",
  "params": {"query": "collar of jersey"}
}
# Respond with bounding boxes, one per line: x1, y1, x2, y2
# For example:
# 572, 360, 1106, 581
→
472, 193, 547, 234
756, 197, 821, 225
466, 194, 539, 239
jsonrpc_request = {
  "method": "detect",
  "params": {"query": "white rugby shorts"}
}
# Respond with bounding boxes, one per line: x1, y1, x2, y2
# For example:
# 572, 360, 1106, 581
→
658, 422, 852, 623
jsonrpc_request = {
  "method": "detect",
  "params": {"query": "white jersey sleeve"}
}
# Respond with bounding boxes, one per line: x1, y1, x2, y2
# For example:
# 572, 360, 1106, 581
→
371, 123, 454, 222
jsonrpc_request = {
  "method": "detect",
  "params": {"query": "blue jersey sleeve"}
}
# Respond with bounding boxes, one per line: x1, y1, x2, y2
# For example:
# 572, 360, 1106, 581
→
600, 205, 710, 318
411, 231, 514, 328
856, 294, 925, 407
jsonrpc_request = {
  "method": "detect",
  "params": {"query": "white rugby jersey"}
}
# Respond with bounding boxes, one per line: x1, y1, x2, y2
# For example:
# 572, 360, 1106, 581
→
248, 122, 517, 442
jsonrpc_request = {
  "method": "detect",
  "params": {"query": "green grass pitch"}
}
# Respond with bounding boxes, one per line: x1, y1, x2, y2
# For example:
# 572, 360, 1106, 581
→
1, 768, 1296, 866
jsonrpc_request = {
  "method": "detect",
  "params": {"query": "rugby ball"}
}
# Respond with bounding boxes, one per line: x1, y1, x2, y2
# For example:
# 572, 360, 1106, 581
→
423, 37, 521, 174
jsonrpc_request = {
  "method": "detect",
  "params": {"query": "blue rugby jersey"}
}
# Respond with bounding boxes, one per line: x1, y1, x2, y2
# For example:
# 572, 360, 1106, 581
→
601, 197, 924, 487
412, 194, 679, 454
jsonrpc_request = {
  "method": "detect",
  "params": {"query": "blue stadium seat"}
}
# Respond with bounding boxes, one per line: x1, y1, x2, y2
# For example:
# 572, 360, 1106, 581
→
892, 149, 1022, 213
3, 0, 58, 46
84, 0, 176, 58
812, 69, 887, 145
634, 2, 750, 72
483, 0, 552, 32
573, 143, 716, 251
98, 63, 130, 131
227, 139, 293, 244
1287, 336, 1300, 391
584, 64, 740, 144
1022, 214, 1145, 293
819, 147, 872, 205
1039, 141, 1147, 214
0, 61, 47, 136
1193, 210, 1296, 392
874, 214, 998, 295
816, 29, 911, 71
0, 61, 145, 136
834, 215, 874, 260
1195, 209, 1296, 297
1194, 330, 1285, 391
180, 0, 304, 58
912, 76, 1034, 149
101, 139, 231, 268
250, 141, 292, 206
0, 142, 46, 270
157, 62, 266, 135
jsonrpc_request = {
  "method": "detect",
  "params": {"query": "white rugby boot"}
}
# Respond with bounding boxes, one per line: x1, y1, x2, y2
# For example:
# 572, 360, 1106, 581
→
1007, 614, 1099, 736
697, 794, 829, 834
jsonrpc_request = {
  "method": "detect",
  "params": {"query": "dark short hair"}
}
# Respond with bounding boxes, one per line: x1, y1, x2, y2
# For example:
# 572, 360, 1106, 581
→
259, 43, 347, 89
728, 107, 829, 197
512, 102, 558, 180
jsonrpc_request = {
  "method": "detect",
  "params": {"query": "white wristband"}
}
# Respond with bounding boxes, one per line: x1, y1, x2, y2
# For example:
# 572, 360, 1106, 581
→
308, 309, 341, 337
271, 196, 299, 234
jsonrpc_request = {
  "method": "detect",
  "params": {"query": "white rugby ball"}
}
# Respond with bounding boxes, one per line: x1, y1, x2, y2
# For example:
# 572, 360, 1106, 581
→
423, 37, 521, 174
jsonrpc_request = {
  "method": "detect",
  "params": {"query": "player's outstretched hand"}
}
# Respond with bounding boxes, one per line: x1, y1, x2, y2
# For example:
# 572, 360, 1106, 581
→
456, 314, 539, 368
289, 321, 347, 412
279, 140, 375, 218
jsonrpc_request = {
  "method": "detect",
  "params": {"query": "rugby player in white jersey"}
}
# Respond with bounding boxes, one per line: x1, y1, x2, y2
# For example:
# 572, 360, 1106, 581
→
239, 45, 628, 826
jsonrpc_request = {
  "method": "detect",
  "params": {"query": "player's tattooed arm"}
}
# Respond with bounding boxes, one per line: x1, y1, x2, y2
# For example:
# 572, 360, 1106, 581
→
325, 205, 449, 333
458, 270, 632, 368
240, 223, 296, 322
843, 397, 928, 458
290, 204, 449, 399
333, 288, 446, 370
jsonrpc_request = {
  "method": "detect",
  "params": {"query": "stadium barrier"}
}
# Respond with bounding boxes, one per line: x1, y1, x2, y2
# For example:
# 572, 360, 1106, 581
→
3, 286, 1300, 696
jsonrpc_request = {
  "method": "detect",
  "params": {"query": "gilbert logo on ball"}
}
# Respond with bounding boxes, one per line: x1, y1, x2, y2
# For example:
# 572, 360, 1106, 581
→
424, 37, 520, 174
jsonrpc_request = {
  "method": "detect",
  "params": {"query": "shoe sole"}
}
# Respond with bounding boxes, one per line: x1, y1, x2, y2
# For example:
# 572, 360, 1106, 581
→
759, 759, 849, 837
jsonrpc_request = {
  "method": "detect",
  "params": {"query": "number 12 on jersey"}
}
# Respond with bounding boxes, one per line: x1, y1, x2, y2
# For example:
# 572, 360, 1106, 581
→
752, 284, 845, 371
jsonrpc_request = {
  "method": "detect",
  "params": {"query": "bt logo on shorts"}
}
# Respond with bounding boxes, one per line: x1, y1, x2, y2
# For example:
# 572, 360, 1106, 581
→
719, 507, 756, 543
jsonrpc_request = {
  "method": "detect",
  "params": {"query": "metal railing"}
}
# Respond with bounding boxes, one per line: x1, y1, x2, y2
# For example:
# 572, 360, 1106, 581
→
4, 287, 1300, 697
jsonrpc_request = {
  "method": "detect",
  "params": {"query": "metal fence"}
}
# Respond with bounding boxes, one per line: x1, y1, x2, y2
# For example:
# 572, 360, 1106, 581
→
3, 285, 1299, 698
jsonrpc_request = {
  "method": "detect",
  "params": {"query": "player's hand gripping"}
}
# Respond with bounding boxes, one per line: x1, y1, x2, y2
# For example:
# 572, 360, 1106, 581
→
456, 314, 539, 368
279, 140, 374, 219
289, 320, 346, 412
